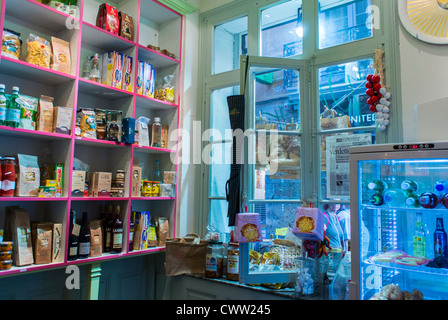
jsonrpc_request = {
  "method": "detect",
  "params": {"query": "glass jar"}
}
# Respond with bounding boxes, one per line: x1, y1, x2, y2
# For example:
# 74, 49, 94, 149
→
226, 243, 239, 281
1, 157, 15, 197
205, 241, 224, 279
151, 181, 160, 197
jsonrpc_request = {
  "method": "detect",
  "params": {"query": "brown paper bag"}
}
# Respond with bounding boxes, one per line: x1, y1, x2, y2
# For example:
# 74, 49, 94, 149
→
5, 207, 34, 266
165, 234, 207, 276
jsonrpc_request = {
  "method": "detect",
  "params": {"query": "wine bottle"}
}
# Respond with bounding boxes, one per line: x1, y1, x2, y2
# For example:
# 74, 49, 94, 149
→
129, 211, 135, 252
434, 214, 448, 258
68, 210, 80, 261
78, 212, 91, 259
111, 205, 123, 253
103, 204, 114, 252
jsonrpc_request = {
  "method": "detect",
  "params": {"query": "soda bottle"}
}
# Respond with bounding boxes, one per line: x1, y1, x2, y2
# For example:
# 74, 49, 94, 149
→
434, 214, 448, 258
413, 212, 427, 257
0, 84, 6, 126
419, 192, 439, 209
383, 190, 405, 207
434, 181, 448, 198
401, 179, 419, 196
367, 180, 388, 193
405, 193, 420, 208
369, 193, 384, 206
441, 193, 448, 209
5, 86, 20, 128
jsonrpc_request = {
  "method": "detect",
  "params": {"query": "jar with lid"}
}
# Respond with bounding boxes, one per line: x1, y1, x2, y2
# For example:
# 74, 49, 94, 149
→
0, 157, 2, 195
294, 251, 318, 296
1, 157, 15, 197
226, 243, 239, 281
205, 241, 224, 279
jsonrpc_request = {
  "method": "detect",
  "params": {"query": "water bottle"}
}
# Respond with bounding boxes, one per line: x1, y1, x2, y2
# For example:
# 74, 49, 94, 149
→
383, 190, 405, 207
0, 84, 6, 126
440, 193, 448, 209
367, 180, 388, 193
434, 181, 448, 198
405, 193, 420, 208
5, 86, 20, 128
401, 179, 419, 196
418, 192, 439, 209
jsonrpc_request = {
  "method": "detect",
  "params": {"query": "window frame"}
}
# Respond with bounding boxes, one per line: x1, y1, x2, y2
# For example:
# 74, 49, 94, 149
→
197, 0, 402, 284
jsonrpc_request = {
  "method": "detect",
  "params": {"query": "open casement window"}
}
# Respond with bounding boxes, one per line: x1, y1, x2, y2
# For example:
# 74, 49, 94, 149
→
239, 55, 311, 285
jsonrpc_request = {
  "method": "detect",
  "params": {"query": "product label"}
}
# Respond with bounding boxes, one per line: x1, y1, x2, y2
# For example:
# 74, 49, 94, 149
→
113, 232, 123, 248
1, 179, 15, 191
206, 253, 218, 271
227, 254, 239, 274
79, 242, 90, 255
72, 223, 80, 236
6, 108, 20, 123
69, 246, 78, 256
0, 101, 6, 122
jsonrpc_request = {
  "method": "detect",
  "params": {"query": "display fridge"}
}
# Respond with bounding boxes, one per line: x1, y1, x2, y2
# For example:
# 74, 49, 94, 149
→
349, 142, 448, 300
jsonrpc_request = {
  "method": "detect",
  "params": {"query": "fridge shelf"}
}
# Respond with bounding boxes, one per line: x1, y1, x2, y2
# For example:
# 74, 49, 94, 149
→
361, 204, 448, 214
364, 259, 448, 276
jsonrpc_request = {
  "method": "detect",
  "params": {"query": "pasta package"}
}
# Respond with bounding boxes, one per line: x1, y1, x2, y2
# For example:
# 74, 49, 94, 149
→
26, 34, 51, 69
18, 94, 38, 131
2, 29, 22, 60
292, 207, 324, 242
51, 37, 71, 75
78, 108, 97, 139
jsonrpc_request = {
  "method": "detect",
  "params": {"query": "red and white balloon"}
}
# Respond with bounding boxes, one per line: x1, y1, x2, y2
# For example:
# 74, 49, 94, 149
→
365, 74, 391, 131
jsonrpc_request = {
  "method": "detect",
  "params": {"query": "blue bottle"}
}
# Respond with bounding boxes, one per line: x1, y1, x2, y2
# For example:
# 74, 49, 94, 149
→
434, 214, 448, 258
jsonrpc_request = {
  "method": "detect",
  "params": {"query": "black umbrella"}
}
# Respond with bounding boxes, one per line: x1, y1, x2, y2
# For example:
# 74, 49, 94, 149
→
226, 56, 249, 226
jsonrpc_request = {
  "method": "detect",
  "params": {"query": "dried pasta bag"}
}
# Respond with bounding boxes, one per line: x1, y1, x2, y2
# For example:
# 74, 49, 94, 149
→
26, 34, 51, 69
51, 36, 71, 75
2, 29, 22, 60
79, 108, 97, 139
292, 207, 324, 242
17, 94, 38, 130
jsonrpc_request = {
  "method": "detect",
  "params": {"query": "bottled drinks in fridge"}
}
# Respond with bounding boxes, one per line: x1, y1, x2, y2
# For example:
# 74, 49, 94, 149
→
419, 193, 439, 209
368, 180, 388, 193
434, 214, 448, 258
413, 212, 427, 257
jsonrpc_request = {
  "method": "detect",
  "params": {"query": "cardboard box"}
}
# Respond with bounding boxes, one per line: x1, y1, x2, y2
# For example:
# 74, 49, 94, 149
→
102, 51, 115, 86
53, 106, 73, 135
143, 62, 153, 98
234, 213, 262, 243
291, 207, 325, 242
71, 170, 85, 197
91, 172, 112, 197
112, 52, 123, 89
136, 60, 144, 95
122, 55, 133, 92
132, 165, 142, 197
52, 223, 63, 263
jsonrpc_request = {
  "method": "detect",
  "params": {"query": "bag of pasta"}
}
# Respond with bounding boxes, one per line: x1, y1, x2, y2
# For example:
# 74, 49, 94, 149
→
2, 29, 22, 60
26, 34, 51, 69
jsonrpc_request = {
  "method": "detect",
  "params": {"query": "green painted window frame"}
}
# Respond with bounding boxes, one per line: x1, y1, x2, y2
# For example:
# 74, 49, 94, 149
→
196, 0, 402, 246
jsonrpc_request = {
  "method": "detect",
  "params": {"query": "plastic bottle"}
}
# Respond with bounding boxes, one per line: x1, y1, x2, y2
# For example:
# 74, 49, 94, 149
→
401, 179, 419, 196
434, 181, 448, 198
151, 117, 162, 148
367, 180, 388, 193
153, 159, 162, 182
5, 86, 20, 128
413, 212, 427, 257
383, 190, 405, 207
0, 84, 6, 126
369, 193, 384, 206
405, 193, 420, 208
418, 192, 439, 209
89, 53, 101, 83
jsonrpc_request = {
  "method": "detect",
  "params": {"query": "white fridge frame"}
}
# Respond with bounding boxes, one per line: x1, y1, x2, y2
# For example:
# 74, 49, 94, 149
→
348, 141, 448, 300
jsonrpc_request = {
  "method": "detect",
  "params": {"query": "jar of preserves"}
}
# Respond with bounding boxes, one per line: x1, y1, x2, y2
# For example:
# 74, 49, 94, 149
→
151, 181, 160, 197
205, 241, 224, 279
226, 243, 239, 281
0, 157, 2, 195
1, 157, 15, 197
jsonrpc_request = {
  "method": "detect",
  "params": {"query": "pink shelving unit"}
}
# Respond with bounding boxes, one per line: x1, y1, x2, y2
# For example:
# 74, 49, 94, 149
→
0, 0, 182, 276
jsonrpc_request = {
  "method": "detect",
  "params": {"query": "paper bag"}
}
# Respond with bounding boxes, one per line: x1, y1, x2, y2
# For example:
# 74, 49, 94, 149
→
165, 234, 207, 276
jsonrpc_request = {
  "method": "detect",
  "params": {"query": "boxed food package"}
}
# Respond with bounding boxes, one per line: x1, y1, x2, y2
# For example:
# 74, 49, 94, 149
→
31, 222, 53, 264
38, 186, 56, 198
234, 213, 262, 243
90, 172, 112, 197
52, 223, 63, 263
54, 163, 64, 189
143, 62, 154, 98
132, 164, 142, 197
112, 51, 123, 89
37, 95, 54, 133
163, 171, 177, 185
119, 11, 134, 41
136, 60, 144, 95
71, 170, 85, 197
102, 51, 115, 86
291, 207, 325, 242
53, 106, 73, 135
136, 116, 150, 147
89, 220, 102, 257
51, 36, 71, 75
16, 154, 40, 197
122, 117, 135, 144
5, 207, 34, 266
122, 55, 133, 92
18, 94, 38, 131
96, 3, 119, 35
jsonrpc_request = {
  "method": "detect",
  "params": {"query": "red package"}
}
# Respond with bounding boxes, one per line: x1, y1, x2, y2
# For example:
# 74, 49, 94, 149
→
96, 3, 119, 35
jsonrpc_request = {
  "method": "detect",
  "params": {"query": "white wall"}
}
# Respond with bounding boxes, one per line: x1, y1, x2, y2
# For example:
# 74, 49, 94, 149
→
399, 23, 448, 142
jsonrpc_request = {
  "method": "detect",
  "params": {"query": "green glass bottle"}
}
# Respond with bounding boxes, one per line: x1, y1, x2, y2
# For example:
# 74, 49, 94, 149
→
0, 84, 6, 126
5, 86, 20, 128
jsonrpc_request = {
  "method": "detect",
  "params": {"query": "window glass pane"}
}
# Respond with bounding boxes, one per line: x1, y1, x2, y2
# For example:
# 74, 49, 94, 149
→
209, 200, 230, 235
252, 66, 301, 200
213, 16, 248, 75
211, 86, 237, 139
261, 0, 303, 58
318, 0, 373, 49
209, 142, 232, 198
320, 131, 375, 201
319, 58, 375, 130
